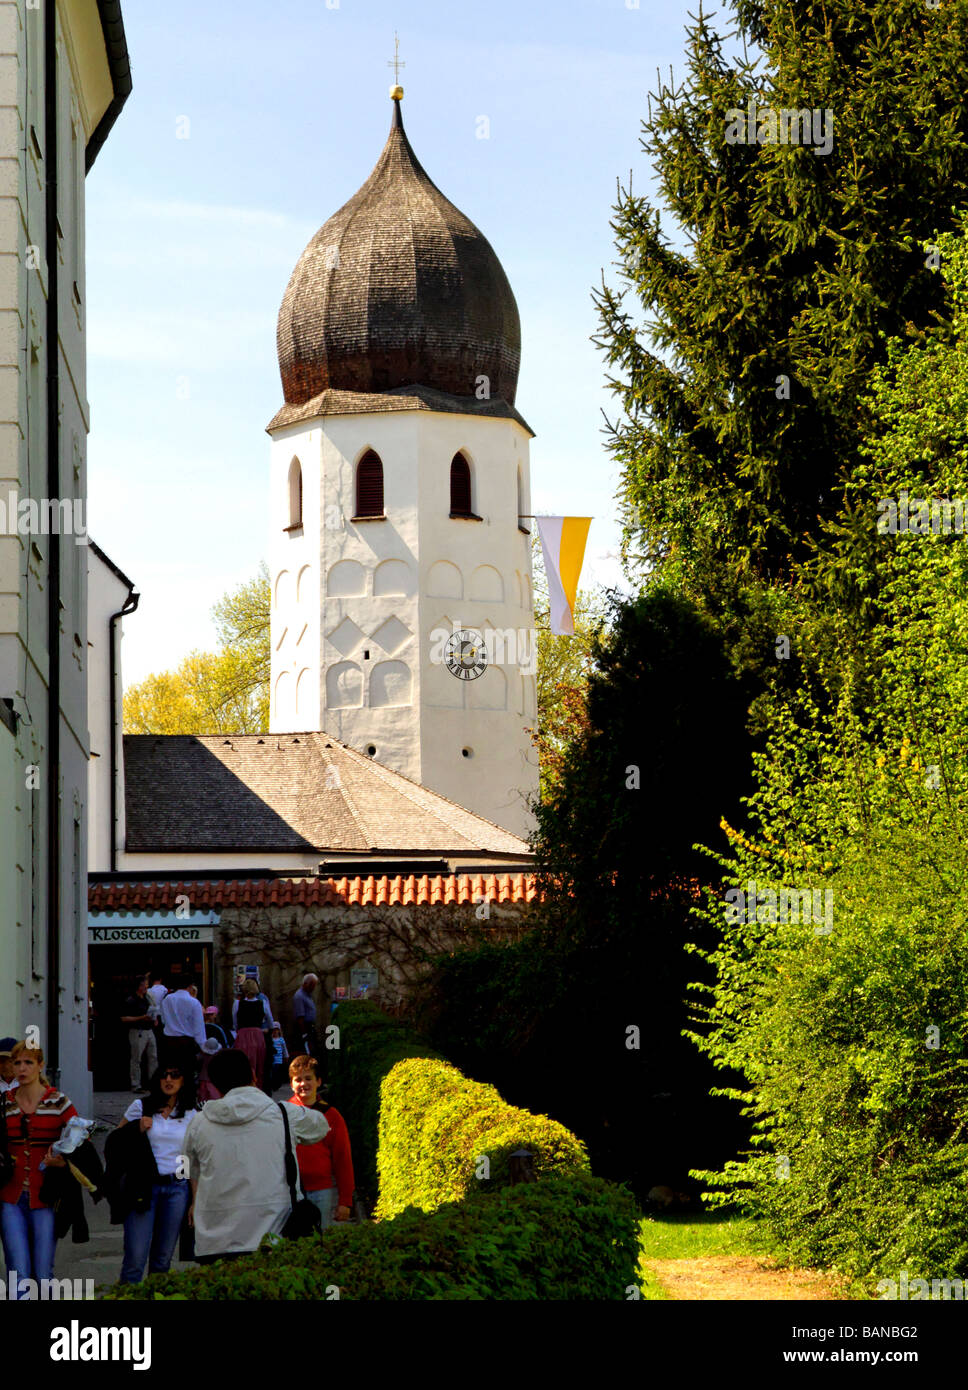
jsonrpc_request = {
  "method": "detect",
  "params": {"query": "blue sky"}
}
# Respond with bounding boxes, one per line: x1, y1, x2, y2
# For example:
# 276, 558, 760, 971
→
85, 0, 715, 686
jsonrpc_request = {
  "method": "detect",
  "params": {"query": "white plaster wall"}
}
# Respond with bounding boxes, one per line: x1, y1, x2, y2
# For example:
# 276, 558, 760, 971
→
86, 548, 130, 872
268, 423, 321, 732
269, 412, 422, 783
268, 406, 538, 841
117, 850, 528, 874
416, 413, 538, 840
0, 1, 117, 1112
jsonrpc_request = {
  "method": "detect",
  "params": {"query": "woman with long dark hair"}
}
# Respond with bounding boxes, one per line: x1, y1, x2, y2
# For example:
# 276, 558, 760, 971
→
116, 1063, 198, 1283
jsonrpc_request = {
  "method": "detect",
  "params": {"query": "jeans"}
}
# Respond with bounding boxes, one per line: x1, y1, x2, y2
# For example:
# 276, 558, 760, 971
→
306, 1186, 338, 1229
120, 1179, 191, 1283
1, 1192, 56, 1296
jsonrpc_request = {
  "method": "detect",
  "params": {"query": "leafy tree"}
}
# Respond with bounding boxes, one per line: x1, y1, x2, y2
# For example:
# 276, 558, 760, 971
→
417, 584, 757, 1195
123, 563, 270, 734
689, 222, 968, 1282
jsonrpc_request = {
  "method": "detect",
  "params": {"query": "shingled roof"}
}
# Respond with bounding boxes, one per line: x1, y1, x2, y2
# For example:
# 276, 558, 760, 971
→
123, 733, 531, 856
275, 95, 521, 409
267, 383, 532, 436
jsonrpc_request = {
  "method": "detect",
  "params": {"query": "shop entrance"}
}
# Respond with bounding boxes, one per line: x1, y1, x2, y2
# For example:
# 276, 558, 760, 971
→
89, 938, 213, 1091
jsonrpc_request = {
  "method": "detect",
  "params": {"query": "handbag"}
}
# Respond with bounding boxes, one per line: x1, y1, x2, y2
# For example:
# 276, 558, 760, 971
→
277, 1103, 321, 1240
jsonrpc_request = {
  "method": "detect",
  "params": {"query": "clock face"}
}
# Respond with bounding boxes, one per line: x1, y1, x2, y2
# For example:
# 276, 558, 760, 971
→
444, 629, 488, 680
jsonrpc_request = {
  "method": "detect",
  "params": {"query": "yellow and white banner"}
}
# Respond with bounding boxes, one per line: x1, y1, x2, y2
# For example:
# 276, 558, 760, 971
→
536, 516, 592, 636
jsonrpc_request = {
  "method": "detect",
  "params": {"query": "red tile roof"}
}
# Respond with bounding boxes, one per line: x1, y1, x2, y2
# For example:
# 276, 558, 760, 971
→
88, 873, 538, 913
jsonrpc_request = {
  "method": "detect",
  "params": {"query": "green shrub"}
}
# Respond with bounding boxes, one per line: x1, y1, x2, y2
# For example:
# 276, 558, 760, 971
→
690, 224, 968, 1282
413, 893, 749, 1201
327, 1001, 443, 1204
375, 1056, 589, 1220
105, 1174, 641, 1301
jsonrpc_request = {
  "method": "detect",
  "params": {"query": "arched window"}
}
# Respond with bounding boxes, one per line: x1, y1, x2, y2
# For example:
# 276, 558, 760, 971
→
450, 452, 472, 516
287, 457, 303, 530
355, 450, 384, 517
517, 464, 529, 533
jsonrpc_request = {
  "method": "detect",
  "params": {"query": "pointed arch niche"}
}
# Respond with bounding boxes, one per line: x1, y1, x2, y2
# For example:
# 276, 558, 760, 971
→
426, 560, 462, 599
274, 670, 294, 724
326, 662, 364, 709
517, 464, 529, 533
287, 457, 303, 530
327, 559, 366, 597
371, 660, 412, 708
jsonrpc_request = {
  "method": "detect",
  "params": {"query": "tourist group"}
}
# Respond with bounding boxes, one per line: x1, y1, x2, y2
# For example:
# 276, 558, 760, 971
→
0, 971, 354, 1297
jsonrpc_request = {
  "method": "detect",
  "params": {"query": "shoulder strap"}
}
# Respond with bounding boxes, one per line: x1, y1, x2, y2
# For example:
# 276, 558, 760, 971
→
276, 1103, 303, 1201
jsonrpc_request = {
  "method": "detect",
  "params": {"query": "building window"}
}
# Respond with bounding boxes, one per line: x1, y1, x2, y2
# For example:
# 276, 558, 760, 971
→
517, 464, 530, 533
450, 452, 472, 516
287, 457, 303, 530
355, 450, 384, 518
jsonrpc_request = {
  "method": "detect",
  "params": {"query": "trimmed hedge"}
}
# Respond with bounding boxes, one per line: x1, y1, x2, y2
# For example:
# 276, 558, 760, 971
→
106, 1174, 641, 1301
375, 1056, 589, 1219
327, 1001, 443, 1204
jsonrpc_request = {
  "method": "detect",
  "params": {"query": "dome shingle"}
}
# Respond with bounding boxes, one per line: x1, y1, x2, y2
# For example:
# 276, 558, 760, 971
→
276, 97, 521, 407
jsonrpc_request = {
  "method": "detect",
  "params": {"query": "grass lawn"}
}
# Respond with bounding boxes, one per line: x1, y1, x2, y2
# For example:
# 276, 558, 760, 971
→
637, 1212, 768, 1300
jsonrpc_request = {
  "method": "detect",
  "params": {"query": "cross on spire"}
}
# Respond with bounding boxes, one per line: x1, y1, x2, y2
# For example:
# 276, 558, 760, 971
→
387, 32, 405, 85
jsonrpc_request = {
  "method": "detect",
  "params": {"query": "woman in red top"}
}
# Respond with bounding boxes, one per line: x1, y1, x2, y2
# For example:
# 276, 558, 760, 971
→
0, 1042, 77, 1297
288, 1055, 354, 1227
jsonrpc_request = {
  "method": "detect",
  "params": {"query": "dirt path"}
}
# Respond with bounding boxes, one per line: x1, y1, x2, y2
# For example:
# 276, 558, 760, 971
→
647, 1255, 847, 1301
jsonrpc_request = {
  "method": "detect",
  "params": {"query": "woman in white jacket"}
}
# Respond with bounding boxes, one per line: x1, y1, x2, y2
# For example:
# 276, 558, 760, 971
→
183, 1049, 327, 1261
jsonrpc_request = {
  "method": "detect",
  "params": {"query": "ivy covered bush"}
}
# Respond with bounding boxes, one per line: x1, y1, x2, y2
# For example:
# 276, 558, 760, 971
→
375, 1056, 588, 1220
327, 1001, 443, 1205
690, 224, 968, 1284
328, 1001, 587, 1218
107, 1174, 641, 1301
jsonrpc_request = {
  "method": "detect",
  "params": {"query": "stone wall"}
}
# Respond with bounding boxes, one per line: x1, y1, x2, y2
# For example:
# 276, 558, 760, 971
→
214, 896, 532, 1044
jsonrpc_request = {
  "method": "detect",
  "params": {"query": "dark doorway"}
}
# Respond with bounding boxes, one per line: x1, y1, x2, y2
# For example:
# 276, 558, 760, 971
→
89, 943, 212, 1091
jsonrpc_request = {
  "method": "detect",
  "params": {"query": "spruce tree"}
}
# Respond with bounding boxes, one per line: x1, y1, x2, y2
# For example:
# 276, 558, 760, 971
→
596, 0, 968, 614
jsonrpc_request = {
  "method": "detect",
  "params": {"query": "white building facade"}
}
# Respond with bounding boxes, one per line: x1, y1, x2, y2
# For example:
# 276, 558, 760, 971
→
0, 0, 129, 1106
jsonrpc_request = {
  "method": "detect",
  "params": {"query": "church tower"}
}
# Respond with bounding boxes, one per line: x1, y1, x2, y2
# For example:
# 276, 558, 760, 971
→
266, 89, 538, 840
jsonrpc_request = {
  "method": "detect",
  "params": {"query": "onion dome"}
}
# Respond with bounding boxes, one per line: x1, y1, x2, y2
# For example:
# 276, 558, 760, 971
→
276, 93, 521, 408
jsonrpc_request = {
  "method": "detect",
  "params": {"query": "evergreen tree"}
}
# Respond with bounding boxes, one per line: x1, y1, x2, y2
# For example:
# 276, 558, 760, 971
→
596, 0, 968, 617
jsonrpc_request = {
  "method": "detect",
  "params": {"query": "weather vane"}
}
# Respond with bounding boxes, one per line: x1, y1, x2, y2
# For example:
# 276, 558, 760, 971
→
387, 31, 405, 88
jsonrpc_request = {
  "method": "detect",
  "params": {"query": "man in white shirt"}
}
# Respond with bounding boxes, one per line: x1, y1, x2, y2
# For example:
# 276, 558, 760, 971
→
160, 975, 206, 1080
145, 972, 167, 1023
184, 1048, 327, 1260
